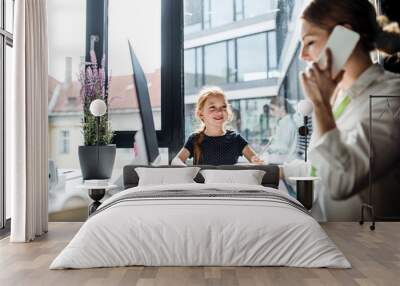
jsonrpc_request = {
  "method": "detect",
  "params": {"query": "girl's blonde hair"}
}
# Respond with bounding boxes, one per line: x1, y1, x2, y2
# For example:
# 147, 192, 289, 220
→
193, 86, 233, 164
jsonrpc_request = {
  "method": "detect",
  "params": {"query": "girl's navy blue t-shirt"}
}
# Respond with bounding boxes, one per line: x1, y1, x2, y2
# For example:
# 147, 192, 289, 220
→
184, 130, 248, 165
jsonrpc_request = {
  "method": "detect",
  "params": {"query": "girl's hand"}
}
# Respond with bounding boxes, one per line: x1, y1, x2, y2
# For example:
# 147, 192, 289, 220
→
251, 155, 265, 165
243, 146, 265, 164
300, 49, 344, 107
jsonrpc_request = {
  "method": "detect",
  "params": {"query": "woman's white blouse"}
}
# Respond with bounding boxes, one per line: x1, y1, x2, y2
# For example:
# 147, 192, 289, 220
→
301, 64, 400, 221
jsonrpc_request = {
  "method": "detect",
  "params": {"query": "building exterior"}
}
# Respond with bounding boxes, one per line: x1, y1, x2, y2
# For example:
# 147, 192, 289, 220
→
183, 0, 306, 156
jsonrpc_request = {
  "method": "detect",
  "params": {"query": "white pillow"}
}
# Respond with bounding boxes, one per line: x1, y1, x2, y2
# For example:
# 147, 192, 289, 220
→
200, 169, 266, 185
135, 167, 200, 186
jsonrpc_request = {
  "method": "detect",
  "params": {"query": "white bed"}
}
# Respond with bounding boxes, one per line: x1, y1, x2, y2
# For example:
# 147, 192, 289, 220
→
50, 183, 351, 269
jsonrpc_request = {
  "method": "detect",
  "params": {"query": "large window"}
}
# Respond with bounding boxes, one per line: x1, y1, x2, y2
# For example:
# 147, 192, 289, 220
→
5, 0, 12, 32
108, 0, 161, 132
47, 0, 87, 221
268, 31, 278, 77
242, 0, 276, 19
5, 44, 11, 221
107, 0, 164, 196
184, 0, 202, 35
184, 49, 196, 91
184, 0, 302, 164
185, 31, 277, 94
204, 42, 227, 85
106, 0, 183, 157
230, 98, 271, 150
46, 0, 181, 221
59, 130, 70, 154
204, 0, 234, 29
237, 33, 268, 81
184, 47, 203, 92
184, 0, 278, 35
1, 0, 14, 230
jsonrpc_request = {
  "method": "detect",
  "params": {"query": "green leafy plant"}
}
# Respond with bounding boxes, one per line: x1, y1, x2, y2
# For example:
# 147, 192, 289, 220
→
79, 50, 114, 146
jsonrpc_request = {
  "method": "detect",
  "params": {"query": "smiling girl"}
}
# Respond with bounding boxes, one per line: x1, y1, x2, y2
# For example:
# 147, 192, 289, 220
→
174, 87, 263, 165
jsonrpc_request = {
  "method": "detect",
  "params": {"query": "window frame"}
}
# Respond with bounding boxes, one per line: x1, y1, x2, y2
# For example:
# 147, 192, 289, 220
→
0, 0, 14, 232
86, 0, 184, 160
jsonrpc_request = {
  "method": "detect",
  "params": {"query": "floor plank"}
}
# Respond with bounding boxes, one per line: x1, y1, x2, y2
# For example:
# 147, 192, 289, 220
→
0, 222, 399, 286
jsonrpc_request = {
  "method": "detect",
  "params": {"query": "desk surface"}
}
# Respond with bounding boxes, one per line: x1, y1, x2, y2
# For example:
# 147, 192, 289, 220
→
288, 176, 320, 181
76, 184, 118, 190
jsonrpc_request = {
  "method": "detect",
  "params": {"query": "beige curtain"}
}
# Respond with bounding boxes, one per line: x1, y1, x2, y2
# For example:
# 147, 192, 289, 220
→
8, 0, 48, 242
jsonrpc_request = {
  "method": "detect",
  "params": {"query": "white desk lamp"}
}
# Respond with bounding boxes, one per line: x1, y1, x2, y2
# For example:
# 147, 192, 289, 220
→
290, 100, 315, 210
89, 99, 107, 160
90, 99, 107, 142
297, 100, 314, 162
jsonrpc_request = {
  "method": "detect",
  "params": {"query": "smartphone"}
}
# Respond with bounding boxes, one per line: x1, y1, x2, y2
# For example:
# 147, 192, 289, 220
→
318, 25, 360, 77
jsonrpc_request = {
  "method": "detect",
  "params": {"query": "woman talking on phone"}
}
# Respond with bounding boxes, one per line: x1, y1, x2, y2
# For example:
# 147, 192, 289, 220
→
285, 0, 400, 221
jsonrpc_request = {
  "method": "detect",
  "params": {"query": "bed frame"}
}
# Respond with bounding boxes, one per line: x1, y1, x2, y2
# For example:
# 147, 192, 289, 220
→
123, 165, 280, 190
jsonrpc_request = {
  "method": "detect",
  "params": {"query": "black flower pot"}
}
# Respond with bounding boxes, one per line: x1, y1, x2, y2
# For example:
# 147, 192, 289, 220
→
78, 144, 116, 180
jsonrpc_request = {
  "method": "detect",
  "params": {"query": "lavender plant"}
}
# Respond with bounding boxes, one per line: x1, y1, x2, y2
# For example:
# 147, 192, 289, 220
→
79, 50, 113, 146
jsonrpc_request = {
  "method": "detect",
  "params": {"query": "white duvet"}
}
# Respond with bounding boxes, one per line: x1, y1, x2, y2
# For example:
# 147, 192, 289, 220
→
50, 183, 351, 269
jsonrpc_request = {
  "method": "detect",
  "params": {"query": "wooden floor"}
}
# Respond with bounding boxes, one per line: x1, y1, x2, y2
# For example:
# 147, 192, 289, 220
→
0, 222, 399, 286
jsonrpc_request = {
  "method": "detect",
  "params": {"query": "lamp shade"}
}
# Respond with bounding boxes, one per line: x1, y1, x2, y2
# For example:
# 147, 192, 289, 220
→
89, 99, 107, 117
297, 99, 314, 116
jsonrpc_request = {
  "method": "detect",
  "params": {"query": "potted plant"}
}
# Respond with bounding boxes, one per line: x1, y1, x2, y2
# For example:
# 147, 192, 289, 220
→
78, 50, 115, 180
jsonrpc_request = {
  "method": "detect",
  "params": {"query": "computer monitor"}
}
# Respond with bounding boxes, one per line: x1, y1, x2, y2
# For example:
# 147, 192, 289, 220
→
128, 40, 160, 165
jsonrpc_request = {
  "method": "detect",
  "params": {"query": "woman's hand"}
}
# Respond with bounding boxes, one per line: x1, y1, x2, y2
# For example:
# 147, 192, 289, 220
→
300, 49, 344, 107
299, 49, 342, 138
